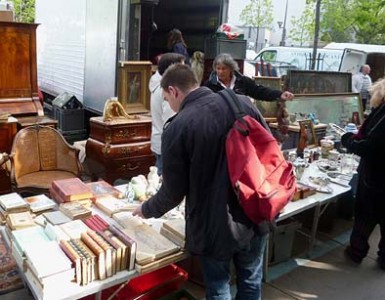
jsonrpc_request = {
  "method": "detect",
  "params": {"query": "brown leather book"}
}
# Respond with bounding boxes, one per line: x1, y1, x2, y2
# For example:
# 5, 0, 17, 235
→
71, 239, 97, 284
52, 178, 93, 202
108, 225, 137, 271
59, 240, 82, 285
86, 230, 114, 277
80, 232, 106, 280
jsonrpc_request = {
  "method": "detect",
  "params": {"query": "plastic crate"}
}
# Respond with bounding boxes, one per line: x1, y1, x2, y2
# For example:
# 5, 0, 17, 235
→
204, 37, 247, 59
54, 106, 84, 132
102, 264, 188, 300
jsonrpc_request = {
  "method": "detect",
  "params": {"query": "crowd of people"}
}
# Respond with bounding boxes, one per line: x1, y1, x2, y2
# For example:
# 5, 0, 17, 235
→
140, 28, 384, 299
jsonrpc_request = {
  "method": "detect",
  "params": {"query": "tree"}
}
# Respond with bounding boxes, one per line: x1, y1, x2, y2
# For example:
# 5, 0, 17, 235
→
239, 0, 274, 51
11, 0, 35, 23
288, 2, 315, 46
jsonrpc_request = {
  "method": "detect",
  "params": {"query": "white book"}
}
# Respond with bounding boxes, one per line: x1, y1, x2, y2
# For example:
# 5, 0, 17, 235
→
0, 192, 28, 211
24, 241, 72, 279
59, 220, 89, 239
44, 223, 71, 242
12, 226, 52, 255
24, 194, 56, 213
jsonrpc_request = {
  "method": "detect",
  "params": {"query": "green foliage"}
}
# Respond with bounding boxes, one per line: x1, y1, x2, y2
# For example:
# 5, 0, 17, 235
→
239, 0, 274, 29
288, 2, 315, 46
11, 0, 35, 23
290, 0, 385, 45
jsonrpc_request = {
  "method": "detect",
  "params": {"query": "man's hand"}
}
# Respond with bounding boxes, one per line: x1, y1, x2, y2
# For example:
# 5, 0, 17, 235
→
280, 91, 294, 101
132, 203, 146, 218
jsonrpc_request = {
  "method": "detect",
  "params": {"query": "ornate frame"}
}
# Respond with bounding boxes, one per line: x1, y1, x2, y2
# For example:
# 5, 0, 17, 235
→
118, 61, 152, 114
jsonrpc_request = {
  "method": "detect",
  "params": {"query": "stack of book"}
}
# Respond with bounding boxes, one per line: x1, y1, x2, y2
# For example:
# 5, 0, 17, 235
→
0, 193, 30, 220
24, 194, 57, 214
95, 195, 139, 217
160, 219, 185, 249
59, 202, 92, 220
50, 178, 93, 208
6, 211, 36, 231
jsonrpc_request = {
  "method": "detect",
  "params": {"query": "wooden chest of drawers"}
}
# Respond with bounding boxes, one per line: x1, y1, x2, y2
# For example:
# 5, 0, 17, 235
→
86, 116, 155, 184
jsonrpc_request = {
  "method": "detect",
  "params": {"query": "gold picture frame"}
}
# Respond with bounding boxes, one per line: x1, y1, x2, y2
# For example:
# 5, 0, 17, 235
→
298, 119, 317, 149
118, 61, 152, 114
252, 76, 283, 118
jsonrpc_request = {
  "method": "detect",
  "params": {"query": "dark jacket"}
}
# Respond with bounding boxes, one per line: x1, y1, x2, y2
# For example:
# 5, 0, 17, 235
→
142, 87, 268, 260
342, 103, 385, 216
204, 71, 283, 101
172, 42, 190, 65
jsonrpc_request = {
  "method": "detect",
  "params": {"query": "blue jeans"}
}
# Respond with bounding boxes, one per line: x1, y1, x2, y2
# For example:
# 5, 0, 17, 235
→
153, 153, 162, 176
199, 234, 267, 300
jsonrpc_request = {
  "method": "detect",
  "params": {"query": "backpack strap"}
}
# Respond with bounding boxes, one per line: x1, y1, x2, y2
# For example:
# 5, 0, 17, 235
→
218, 89, 249, 136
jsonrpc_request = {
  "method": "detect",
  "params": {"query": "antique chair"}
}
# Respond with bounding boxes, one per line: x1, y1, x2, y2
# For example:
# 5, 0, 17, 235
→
8, 125, 83, 195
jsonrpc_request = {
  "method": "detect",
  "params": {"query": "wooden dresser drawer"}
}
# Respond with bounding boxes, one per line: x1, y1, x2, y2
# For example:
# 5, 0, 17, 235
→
86, 138, 152, 160
89, 116, 152, 144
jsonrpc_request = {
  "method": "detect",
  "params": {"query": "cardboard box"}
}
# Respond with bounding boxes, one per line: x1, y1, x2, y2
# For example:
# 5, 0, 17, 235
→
0, 11, 14, 22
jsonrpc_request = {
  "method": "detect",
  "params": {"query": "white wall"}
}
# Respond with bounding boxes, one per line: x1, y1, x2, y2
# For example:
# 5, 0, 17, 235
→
228, 0, 307, 46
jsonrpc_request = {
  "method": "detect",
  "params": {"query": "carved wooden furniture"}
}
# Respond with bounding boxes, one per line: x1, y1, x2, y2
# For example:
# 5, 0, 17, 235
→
86, 116, 155, 184
0, 153, 11, 195
9, 126, 82, 195
0, 117, 17, 153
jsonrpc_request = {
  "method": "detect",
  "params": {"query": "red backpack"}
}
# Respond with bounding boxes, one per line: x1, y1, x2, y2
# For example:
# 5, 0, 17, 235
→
219, 89, 297, 225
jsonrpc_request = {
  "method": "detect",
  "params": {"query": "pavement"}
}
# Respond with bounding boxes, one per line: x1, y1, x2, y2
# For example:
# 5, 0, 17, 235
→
3, 222, 384, 300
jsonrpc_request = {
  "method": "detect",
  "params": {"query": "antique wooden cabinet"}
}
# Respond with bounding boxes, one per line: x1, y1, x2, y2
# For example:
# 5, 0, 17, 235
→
86, 116, 155, 184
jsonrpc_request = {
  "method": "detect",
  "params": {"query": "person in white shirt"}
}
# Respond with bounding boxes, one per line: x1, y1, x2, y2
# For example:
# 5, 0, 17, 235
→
149, 53, 185, 175
352, 64, 372, 111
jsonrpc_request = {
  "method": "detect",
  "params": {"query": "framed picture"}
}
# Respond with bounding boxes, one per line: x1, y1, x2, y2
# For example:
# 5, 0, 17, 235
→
118, 61, 152, 114
252, 76, 282, 118
285, 93, 363, 126
285, 70, 352, 94
298, 119, 317, 149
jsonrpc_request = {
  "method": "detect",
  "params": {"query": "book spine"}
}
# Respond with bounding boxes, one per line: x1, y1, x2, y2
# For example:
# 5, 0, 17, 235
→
97, 231, 122, 272
52, 179, 93, 202
80, 233, 106, 281
59, 240, 81, 285
108, 225, 137, 270
94, 214, 109, 230
86, 230, 113, 277
68, 239, 90, 285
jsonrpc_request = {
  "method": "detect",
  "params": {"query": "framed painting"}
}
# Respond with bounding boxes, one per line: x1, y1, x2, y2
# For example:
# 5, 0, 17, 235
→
252, 76, 282, 118
285, 70, 352, 94
298, 119, 317, 149
118, 61, 152, 114
286, 93, 363, 126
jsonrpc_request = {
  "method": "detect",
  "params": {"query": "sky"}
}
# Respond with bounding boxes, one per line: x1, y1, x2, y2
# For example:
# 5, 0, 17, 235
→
227, 0, 307, 46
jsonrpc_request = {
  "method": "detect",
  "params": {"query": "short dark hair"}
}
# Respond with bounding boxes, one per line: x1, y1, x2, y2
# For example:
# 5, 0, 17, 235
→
160, 64, 198, 93
157, 53, 185, 75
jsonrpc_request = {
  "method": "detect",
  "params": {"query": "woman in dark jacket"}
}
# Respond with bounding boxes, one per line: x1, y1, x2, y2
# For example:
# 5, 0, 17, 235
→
342, 78, 385, 270
167, 28, 190, 64
204, 53, 293, 101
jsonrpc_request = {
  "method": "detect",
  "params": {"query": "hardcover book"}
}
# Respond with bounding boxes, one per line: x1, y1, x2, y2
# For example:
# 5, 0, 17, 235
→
0, 192, 29, 211
85, 180, 124, 199
59, 240, 82, 285
83, 214, 109, 232
71, 239, 97, 284
67, 239, 89, 286
113, 212, 179, 265
95, 195, 138, 217
6, 211, 36, 230
59, 202, 92, 220
59, 220, 90, 239
86, 230, 114, 277
43, 210, 72, 225
24, 194, 56, 213
52, 178, 93, 202
80, 232, 106, 280
44, 223, 70, 241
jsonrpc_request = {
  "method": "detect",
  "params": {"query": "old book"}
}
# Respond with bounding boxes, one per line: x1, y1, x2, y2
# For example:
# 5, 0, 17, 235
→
95, 195, 137, 217
43, 210, 72, 225
113, 212, 179, 265
52, 178, 93, 202
68, 239, 90, 285
135, 251, 187, 274
24, 240, 72, 279
102, 230, 128, 272
24, 194, 56, 213
160, 226, 185, 249
83, 214, 109, 232
59, 220, 90, 239
86, 180, 124, 199
59, 240, 82, 285
80, 232, 106, 280
0, 192, 29, 211
12, 226, 51, 255
162, 219, 185, 241
6, 211, 36, 230
59, 202, 92, 220
108, 225, 137, 271
86, 230, 114, 277
48, 187, 66, 204
76, 239, 97, 283
97, 231, 122, 273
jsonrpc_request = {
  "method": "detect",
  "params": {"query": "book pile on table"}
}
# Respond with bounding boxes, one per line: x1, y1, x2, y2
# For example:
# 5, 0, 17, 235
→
50, 178, 93, 208
160, 219, 185, 249
6, 211, 36, 230
0, 193, 30, 221
24, 194, 57, 214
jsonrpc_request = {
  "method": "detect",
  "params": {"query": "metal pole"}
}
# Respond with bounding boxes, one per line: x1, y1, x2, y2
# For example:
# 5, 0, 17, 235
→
280, 0, 288, 46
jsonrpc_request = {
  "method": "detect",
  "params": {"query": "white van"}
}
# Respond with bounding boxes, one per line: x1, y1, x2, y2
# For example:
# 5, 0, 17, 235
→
324, 42, 385, 82
245, 46, 343, 77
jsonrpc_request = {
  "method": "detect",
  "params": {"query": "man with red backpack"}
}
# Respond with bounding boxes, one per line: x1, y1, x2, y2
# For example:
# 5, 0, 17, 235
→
133, 64, 293, 300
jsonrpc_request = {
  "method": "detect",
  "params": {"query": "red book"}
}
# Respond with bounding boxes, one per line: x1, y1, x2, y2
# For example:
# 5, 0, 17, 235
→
49, 187, 66, 204
52, 178, 93, 202
83, 215, 109, 232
